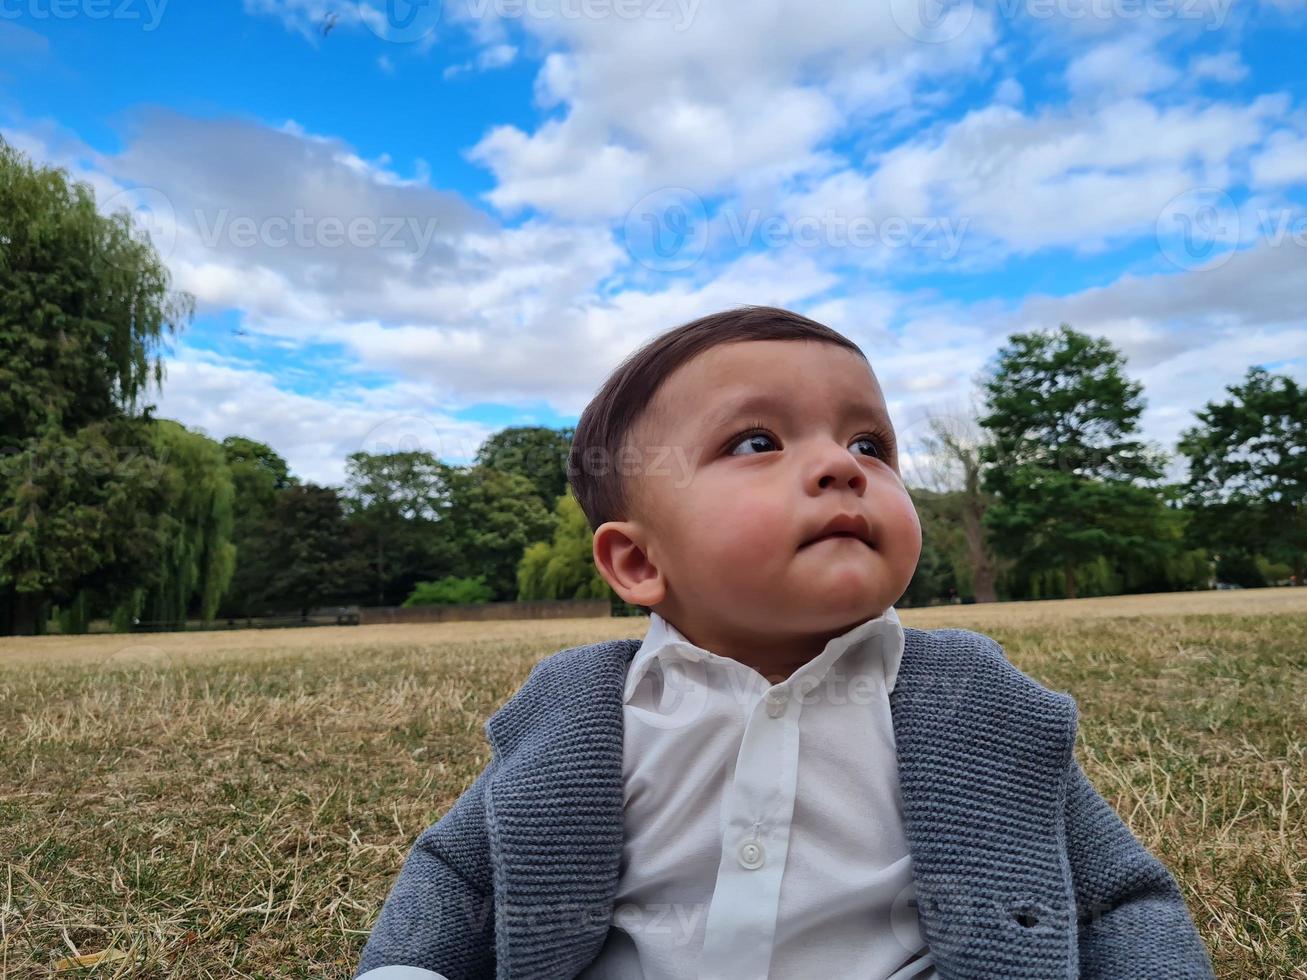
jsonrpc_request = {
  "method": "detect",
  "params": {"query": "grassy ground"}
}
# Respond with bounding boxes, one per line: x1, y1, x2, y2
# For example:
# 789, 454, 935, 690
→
2, 589, 1303, 978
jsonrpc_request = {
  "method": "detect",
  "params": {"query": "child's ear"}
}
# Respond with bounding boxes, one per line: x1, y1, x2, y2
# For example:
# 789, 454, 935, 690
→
592, 520, 666, 608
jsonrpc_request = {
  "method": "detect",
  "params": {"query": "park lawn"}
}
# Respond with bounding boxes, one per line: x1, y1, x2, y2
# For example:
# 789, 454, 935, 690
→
1, 589, 1304, 978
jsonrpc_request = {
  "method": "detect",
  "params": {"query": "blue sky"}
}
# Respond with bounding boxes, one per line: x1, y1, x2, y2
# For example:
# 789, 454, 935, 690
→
3, 0, 1306, 485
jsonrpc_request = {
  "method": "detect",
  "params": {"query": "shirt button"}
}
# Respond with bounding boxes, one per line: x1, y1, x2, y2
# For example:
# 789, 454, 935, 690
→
765, 687, 788, 718
737, 838, 766, 869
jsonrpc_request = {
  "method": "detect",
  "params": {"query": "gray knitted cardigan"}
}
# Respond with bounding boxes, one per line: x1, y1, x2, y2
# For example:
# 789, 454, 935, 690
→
354, 626, 1215, 979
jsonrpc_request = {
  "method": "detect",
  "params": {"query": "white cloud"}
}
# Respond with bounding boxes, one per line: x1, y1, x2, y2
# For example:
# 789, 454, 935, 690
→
1066, 35, 1180, 99
153, 348, 500, 485
444, 42, 519, 78
778, 93, 1287, 260
1189, 50, 1249, 83
1251, 130, 1307, 187
462, 1, 997, 219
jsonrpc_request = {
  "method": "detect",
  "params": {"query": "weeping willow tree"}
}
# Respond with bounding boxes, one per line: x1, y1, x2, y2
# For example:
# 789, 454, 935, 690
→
1, 136, 194, 634
517, 490, 612, 601
110, 420, 237, 630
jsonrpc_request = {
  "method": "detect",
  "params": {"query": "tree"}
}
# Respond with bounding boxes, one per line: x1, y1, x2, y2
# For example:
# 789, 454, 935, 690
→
0, 137, 193, 634
474, 426, 573, 514
220, 436, 297, 617
243, 484, 367, 618
517, 490, 612, 601
110, 420, 237, 629
1, 417, 171, 633
343, 450, 458, 606
403, 575, 493, 606
978, 324, 1172, 599
905, 403, 1005, 602
900, 489, 962, 606
444, 465, 556, 601
1177, 366, 1307, 587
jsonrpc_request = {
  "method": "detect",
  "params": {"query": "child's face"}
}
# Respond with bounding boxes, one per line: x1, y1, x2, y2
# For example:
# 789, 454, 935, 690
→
601, 338, 921, 653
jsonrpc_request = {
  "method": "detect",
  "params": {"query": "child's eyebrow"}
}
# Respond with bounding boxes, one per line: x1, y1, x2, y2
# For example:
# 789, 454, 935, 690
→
700, 391, 893, 438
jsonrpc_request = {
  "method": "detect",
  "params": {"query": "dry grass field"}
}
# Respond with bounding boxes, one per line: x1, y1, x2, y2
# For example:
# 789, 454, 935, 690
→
2, 588, 1304, 978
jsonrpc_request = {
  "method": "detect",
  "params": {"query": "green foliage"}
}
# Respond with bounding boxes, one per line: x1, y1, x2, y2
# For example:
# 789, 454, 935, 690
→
901, 489, 961, 606
516, 490, 612, 601
908, 412, 1005, 603
343, 450, 459, 606
0, 417, 171, 630
1216, 551, 1267, 588
402, 574, 493, 606
978, 324, 1174, 599
0, 137, 194, 634
474, 426, 573, 514
0, 138, 191, 434
220, 437, 297, 618
113, 420, 237, 628
1178, 366, 1307, 585
1257, 556, 1293, 585
241, 484, 368, 617
443, 465, 557, 601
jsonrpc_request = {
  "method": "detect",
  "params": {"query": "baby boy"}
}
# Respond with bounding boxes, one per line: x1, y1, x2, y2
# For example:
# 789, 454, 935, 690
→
353, 305, 1215, 979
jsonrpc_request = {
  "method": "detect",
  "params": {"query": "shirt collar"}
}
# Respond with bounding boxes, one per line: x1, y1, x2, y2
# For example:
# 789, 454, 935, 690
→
623, 604, 905, 703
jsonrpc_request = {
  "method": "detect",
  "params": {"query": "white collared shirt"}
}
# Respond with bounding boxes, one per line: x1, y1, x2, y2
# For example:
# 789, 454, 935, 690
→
577, 605, 937, 980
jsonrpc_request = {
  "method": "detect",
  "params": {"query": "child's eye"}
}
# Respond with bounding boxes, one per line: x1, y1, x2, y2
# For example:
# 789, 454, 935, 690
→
851, 435, 887, 460
726, 428, 779, 456
726, 426, 893, 460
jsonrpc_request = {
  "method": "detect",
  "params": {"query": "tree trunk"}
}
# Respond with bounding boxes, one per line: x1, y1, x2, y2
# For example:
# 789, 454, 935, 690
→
962, 500, 998, 603
962, 459, 998, 603
1064, 562, 1078, 600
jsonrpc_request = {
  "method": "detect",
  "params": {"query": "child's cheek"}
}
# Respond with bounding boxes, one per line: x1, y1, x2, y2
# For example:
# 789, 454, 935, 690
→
702, 495, 791, 570
882, 491, 924, 565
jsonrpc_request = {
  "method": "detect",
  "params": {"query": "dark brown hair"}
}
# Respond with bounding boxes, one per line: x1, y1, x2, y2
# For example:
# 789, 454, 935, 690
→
565, 304, 867, 532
